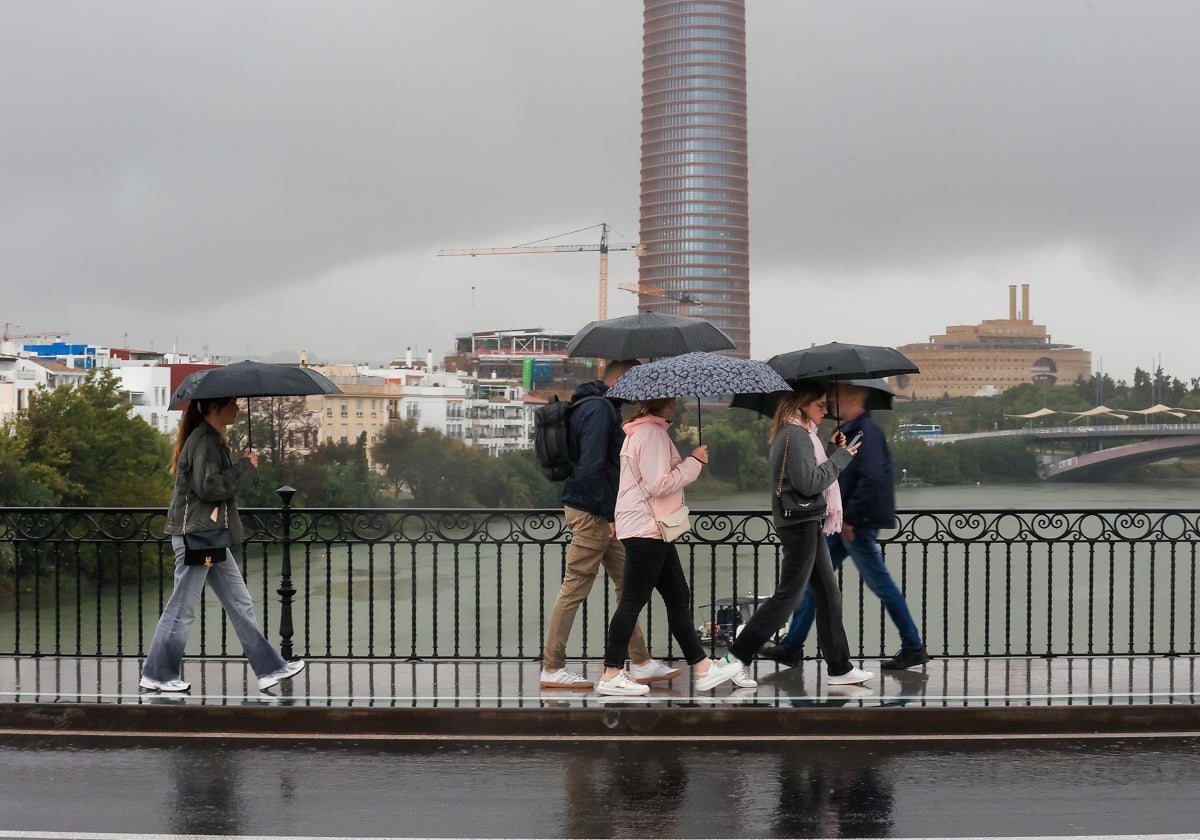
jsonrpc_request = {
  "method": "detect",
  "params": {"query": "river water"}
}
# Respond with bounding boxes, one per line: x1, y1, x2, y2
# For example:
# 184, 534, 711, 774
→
697, 476, 1200, 510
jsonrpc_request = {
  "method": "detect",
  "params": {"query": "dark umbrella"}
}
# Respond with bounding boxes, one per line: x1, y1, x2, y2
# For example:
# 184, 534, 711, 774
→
605, 352, 790, 442
730, 377, 896, 419
766, 342, 919, 381
170, 360, 341, 446
566, 312, 735, 360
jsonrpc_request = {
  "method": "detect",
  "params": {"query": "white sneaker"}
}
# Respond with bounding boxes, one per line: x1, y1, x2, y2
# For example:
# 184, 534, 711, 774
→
139, 676, 190, 692
628, 658, 682, 684
258, 659, 306, 691
695, 657, 741, 691
827, 666, 874, 685
596, 671, 650, 696
731, 665, 758, 688
539, 668, 594, 689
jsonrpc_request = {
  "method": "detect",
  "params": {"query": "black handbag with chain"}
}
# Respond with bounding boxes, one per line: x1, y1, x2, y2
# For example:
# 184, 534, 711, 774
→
182, 500, 232, 566
775, 430, 827, 520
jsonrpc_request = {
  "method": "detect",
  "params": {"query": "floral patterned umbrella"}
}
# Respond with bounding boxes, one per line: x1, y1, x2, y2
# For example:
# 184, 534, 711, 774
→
606, 352, 790, 442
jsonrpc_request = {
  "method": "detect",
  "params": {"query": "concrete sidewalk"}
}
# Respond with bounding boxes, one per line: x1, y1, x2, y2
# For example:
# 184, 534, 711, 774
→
2, 654, 1199, 740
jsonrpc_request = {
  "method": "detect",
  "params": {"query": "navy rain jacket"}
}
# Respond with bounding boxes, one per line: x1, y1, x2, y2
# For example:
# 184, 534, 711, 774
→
560, 380, 622, 521
837, 411, 897, 530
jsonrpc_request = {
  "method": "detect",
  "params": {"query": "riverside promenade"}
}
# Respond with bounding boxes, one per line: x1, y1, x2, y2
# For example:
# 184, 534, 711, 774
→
3, 652, 1199, 741
4, 503, 1200, 742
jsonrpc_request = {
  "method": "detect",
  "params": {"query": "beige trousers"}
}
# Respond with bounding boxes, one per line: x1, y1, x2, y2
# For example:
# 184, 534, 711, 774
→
541, 506, 650, 671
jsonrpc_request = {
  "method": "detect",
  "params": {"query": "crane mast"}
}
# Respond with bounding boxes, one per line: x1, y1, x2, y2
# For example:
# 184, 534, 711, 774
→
438, 223, 643, 322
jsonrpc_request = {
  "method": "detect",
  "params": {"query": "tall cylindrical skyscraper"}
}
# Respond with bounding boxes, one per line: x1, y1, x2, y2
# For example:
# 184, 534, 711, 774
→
639, 0, 750, 357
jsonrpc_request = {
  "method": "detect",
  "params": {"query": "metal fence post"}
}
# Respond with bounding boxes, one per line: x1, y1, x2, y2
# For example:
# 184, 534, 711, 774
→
276, 486, 297, 660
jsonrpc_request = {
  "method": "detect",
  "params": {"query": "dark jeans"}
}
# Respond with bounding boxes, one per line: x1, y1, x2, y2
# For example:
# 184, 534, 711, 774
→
728, 519, 853, 676
603, 537, 707, 670
782, 528, 924, 652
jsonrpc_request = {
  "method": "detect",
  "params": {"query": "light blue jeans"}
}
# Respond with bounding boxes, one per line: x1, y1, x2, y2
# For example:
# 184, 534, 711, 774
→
141, 536, 287, 682
781, 527, 924, 653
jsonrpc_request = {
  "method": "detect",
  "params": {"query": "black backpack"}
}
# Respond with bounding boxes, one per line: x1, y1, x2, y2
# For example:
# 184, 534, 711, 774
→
533, 395, 616, 481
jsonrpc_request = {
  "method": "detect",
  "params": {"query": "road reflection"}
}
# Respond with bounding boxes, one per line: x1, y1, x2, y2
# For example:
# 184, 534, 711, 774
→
3, 736, 1200, 837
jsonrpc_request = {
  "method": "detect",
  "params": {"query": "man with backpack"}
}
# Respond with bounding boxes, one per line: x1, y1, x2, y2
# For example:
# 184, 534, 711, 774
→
539, 359, 681, 689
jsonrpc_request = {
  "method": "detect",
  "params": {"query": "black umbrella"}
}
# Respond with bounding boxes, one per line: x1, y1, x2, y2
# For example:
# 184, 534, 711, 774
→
766, 342, 919, 381
566, 312, 735, 360
730, 377, 896, 418
170, 360, 341, 446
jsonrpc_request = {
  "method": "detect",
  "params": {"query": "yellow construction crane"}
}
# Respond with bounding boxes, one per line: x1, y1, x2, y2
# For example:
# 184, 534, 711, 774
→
617, 284, 701, 317
437, 223, 644, 322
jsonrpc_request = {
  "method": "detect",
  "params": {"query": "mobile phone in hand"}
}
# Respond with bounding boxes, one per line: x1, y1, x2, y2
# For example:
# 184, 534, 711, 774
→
847, 431, 864, 448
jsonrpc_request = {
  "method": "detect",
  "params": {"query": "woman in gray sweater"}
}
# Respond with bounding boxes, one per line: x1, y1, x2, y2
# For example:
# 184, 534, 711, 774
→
723, 382, 874, 687
140, 396, 304, 693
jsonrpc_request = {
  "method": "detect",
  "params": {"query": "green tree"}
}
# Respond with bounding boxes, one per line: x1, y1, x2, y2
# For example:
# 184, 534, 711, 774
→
11, 368, 172, 506
0, 430, 51, 506
701, 422, 768, 491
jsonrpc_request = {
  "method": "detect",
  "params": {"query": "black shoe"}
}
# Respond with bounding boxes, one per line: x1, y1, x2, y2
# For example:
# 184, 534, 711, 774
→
756, 644, 802, 669
880, 646, 931, 670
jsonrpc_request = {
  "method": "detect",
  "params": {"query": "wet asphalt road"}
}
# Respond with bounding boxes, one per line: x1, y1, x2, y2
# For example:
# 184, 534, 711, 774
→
1, 736, 1199, 838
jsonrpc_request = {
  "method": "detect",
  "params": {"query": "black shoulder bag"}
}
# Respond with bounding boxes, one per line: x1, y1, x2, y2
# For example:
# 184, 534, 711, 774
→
183, 498, 231, 566
775, 429, 826, 520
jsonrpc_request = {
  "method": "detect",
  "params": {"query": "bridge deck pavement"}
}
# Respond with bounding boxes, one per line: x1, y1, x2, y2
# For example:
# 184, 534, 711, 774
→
2, 654, 1199, 740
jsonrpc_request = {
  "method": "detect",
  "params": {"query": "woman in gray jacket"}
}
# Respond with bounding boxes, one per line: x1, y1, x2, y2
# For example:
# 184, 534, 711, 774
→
140, 396, 304, 693
722, 382, 874, 687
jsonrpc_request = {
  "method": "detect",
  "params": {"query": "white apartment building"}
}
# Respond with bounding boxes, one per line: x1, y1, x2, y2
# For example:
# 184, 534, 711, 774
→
308, 362, 534, 461
0, 356, 89, 420
112, 365, 176, 436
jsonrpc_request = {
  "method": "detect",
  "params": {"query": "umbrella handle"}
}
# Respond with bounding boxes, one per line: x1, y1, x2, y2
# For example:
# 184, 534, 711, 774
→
697, 397, 702, 445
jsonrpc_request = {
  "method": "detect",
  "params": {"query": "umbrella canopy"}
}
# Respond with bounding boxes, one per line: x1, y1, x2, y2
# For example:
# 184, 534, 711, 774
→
767, 342, 919, 381
606, 352, 789, 443
169, 360, 341, 409
566, 312, 735, 360
606, 352, 790, 401
730, 377, 896, 418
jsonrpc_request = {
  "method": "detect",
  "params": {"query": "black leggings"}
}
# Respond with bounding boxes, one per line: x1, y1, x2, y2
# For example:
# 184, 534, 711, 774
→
603, 538, 707, 669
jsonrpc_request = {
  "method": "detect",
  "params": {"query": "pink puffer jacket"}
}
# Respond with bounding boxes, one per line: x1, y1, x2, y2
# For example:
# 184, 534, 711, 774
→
614, 414, 703, 540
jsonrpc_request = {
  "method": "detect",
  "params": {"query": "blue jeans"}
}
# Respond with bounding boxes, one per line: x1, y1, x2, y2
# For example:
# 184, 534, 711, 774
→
781, 527, 924, 653
141, 536, 287, 682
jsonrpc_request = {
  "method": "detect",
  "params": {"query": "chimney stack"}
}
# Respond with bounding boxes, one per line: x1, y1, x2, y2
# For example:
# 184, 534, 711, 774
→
1008, 285, 1017, 320
405, 346, 413, 367
1021, 284, 1030, 322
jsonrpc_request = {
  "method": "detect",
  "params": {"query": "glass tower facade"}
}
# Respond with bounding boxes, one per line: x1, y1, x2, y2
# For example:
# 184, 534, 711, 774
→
640, 0, 750, 357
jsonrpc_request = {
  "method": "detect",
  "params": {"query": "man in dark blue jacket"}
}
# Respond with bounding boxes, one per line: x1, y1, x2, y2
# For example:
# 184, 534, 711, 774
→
759, 382, 931, 670
540, 359, 680, 689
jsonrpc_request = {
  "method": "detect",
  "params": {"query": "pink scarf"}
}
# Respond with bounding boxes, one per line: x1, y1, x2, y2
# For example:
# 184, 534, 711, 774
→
787, 414, 843, 535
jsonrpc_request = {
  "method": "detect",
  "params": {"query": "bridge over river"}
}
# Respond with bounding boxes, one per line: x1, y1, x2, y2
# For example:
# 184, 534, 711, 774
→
925, 423, 1200, 479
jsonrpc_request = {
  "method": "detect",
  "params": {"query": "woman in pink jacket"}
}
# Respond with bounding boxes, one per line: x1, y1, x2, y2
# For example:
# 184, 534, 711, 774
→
596, 397, 745, 696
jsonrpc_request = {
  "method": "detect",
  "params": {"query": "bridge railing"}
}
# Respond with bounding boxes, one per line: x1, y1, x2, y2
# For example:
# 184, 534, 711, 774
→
1, 497, 1197, 661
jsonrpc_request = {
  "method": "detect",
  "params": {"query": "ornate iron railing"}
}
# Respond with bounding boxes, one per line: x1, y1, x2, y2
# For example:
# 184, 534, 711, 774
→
1, 495, 1198, 661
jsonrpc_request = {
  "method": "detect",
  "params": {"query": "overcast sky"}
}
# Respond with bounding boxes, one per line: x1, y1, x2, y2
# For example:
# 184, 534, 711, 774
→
3, 1, 1198, 382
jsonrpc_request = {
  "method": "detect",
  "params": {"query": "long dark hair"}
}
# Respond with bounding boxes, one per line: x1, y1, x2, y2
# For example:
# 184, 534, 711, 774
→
769, 381, 827, 443
170, 397, 234, 475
